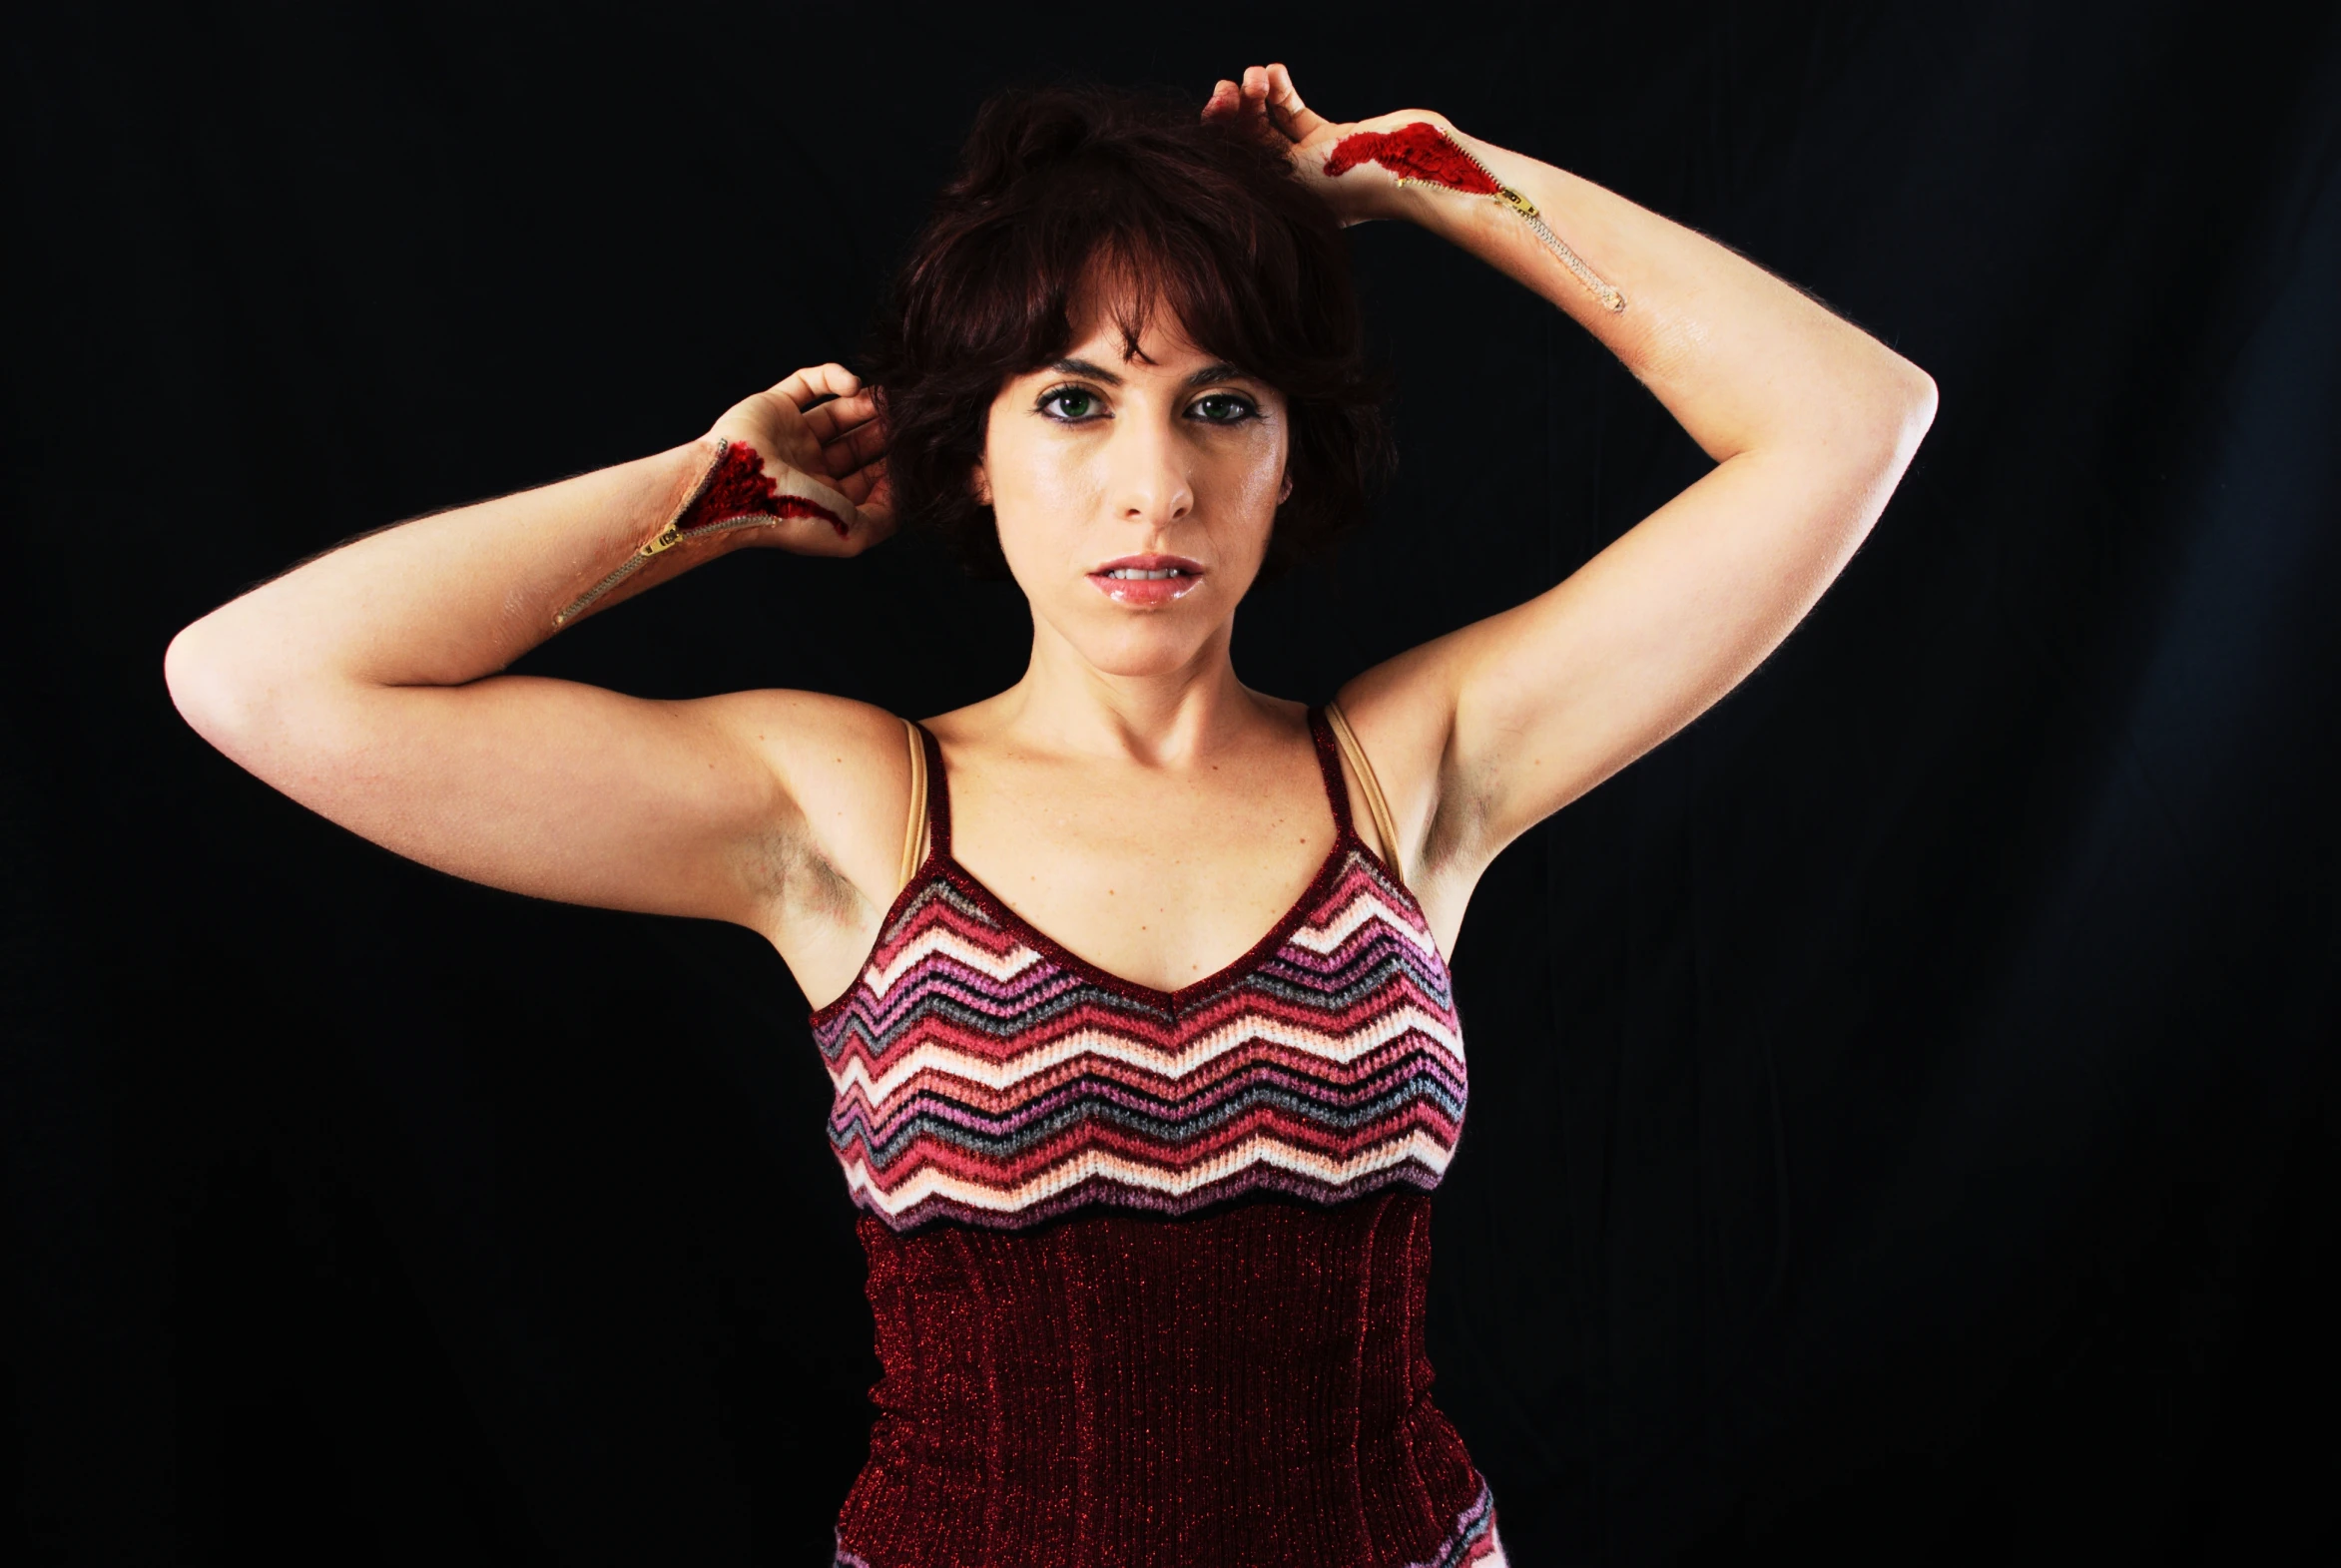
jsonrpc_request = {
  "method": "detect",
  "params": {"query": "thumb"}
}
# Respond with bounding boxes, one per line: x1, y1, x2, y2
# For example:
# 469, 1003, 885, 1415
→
1264, 64, 1329, 142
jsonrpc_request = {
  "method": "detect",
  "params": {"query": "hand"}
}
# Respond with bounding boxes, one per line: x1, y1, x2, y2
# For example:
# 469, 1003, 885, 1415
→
704, 362, 895, 555
1202, 63, 1457, 230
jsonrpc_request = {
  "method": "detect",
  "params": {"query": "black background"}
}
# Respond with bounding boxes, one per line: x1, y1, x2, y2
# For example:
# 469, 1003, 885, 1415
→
7, 2, 2338, 1563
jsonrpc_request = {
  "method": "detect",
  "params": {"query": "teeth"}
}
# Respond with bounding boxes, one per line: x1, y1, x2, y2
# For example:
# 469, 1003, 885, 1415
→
1105, 568, 1186, 579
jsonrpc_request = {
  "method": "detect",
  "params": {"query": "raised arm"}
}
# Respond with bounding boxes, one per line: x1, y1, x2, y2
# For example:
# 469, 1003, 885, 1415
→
1209, 66, 1938, 953
164, 365, 910, 996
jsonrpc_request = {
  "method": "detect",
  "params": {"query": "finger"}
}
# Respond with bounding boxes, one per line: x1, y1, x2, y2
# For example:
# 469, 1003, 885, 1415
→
769, 362, 861, 410
1241, 66, 1273, 127
801, 389, 878, 444
1202, 78, 1241, 121
773, 362, 859, 411
836, 457, 888, 508
822, 389, 881, 433
821, 417, 889, 476
1265, 64, 1328, 141
845, 495, 897, 551
856, 470, 896, 537
829, 417, 888, 471
801, 402, 842, 443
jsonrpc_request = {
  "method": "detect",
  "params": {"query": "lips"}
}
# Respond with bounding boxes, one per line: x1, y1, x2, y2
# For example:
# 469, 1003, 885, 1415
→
1087, 553, 1206, 608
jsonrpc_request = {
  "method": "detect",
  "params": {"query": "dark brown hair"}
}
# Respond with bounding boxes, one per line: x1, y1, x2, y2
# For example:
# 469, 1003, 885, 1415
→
863, 84, 1393, 579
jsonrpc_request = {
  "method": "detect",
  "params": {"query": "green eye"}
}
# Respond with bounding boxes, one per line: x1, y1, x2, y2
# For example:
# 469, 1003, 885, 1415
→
1192, 393, 1257, 423
1041, 388, 1099, 420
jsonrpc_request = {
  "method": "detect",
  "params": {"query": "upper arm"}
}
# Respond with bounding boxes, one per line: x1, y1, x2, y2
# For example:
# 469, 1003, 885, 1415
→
165, 630, 911, 932
1337, 369, 1936, 927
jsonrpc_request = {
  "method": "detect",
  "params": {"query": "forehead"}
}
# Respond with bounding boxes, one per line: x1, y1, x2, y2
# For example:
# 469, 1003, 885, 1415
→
1036, 268, 1229, 377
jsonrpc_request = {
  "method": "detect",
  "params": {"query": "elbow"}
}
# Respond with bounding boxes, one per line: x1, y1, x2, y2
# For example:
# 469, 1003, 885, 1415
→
1809, 360, 1935, 550
1840, 358, 1937, 483
164, 616, 240, 750
1876, 350, 1938, 458
164, 613, 284, 762
1849, 362, 1937, 542
1893, 360, 1939, 449
168, 613, 379, 793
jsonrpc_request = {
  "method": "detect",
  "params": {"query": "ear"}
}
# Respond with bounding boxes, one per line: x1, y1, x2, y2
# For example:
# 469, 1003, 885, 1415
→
1277, 470, 1294, 505
971, 458, 992, 508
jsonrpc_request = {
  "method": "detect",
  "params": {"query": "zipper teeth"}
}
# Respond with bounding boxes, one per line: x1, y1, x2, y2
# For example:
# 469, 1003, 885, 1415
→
1405, 135, 1629, 314
553, 556, 648, 626
550, 512, 783, 626
551, 441, 740, 628
1521, 211, 1628, 312
675, 512, 785, 542
1463, 144, 1506, 189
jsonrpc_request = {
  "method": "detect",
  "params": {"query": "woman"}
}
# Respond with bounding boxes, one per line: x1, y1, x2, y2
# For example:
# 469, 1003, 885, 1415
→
167, 63, 1934, 1568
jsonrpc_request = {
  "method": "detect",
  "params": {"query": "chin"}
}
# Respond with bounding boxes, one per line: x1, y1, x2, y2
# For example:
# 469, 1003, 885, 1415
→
1069, 614, 1224, 679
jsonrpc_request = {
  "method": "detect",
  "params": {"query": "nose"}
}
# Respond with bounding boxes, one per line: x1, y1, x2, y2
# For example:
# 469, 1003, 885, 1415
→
1104, 406, 1193, 529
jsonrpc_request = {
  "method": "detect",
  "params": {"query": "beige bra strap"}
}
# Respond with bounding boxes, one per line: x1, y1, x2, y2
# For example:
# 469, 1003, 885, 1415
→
897, 717, 929, 896
1324, 701, 1407, 890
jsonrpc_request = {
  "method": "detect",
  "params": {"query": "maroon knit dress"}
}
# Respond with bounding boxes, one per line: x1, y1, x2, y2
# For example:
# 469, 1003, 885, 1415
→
808, 710, 1497, 1567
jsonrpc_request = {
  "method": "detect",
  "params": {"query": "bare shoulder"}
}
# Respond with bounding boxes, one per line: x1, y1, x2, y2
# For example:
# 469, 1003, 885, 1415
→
701, 686, 911, 775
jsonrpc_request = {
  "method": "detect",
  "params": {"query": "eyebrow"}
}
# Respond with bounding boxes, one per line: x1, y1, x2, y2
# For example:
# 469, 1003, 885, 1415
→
1047, 357, 1253, 389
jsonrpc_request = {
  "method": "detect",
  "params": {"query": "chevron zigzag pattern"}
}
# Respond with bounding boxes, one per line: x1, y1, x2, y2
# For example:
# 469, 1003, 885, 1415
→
811, 837, 1468, 1234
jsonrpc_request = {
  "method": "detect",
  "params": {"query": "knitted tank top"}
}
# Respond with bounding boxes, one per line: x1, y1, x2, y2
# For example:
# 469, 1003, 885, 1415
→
808, 707, 1499, 1568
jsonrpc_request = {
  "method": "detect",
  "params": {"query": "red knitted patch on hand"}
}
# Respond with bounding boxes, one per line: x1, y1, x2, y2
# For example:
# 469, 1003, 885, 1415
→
1322, 123, 1501, 195
684, 442, 848, 537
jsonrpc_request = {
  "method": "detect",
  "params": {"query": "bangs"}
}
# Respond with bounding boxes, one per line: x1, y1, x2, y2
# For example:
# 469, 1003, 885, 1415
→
867, 84, 1393, 578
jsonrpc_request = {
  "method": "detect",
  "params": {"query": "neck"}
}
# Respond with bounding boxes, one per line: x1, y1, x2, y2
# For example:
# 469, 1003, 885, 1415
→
990, 614, 1278, 764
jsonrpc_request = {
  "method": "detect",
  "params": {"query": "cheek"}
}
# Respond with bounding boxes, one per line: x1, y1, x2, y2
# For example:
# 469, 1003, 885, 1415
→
1210, 434, 1290, 543
987, 452, 1098, 593
1240, 444, 1290, 514
1012, 454, 1104, 522
987, 429, 1097, 543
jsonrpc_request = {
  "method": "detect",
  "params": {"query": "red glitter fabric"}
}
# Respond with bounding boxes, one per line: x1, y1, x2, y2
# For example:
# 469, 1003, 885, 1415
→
681, 440, 848, 537
835, 1193, 1494, 1567
1322, 124, 1501, 195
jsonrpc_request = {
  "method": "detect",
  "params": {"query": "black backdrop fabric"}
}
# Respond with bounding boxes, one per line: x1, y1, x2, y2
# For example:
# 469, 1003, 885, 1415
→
6, 3, 2337, 1563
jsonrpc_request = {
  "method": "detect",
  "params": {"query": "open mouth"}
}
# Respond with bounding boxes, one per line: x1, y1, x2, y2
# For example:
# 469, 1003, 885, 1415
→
1088, 554, 1206, 607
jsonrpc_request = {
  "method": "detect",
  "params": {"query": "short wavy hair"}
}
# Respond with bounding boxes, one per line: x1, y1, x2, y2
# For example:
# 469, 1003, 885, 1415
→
863, 83, 1394, 580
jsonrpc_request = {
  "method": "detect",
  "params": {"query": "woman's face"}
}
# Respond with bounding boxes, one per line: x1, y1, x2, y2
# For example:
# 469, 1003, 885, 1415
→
974, 298, 1291, 680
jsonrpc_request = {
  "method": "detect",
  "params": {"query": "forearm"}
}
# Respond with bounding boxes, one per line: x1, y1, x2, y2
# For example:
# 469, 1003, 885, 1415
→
169, 437, 731, 711
1408, 121, 1934, 461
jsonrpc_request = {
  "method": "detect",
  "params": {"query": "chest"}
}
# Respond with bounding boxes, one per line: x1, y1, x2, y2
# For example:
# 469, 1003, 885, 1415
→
940, 752, 1340, 995
812, 835, 1467, 1233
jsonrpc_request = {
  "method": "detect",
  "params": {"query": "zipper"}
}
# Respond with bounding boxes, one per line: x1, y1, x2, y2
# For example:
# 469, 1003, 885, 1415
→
1397, 140, 1628, 314
551, 510, 792, 626
551, 443, 774, 627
